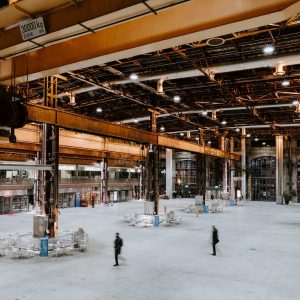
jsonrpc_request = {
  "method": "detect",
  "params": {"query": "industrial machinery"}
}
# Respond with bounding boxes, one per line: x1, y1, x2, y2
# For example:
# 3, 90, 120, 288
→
0, 87, 28, 143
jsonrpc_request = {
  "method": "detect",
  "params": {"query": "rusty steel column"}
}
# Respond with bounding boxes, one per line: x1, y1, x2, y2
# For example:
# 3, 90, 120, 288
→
43, 76, 58, 108
100, 158, 108, 205
146, 110, 160, 214
146, 144, 160, 215
43, 76, 59, 237
276, 134, 284, 205
230, 137, 236, 199
196, 153, 207, 205
220, 132, 229, 199
139, 145, 146, 200
241, 128, 247, 200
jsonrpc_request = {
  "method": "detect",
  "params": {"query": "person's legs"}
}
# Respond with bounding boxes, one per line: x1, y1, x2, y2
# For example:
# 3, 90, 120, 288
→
114, 251, 119, 266
212, 243, 216, 255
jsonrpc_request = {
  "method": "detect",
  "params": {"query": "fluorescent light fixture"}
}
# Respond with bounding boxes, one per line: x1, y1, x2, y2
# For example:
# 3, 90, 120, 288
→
254, 138, 259, 141
130, 73, 138, 80
235, 128, 240, 132
262, 142, 266, 145
134, 119, 139, 123
202, 111, 208, 116
96, 107, 102, 113
208, 140, 211, 144
195, 137, 199, 141
221, 120, 227, 125
160, 126, 165, 131
180, 132, 184, 136
263, 45, 275, 55
281, 80, 290, 87
246, 134, 251, 138
292, 100, 299, 106
173, 95, 181, 103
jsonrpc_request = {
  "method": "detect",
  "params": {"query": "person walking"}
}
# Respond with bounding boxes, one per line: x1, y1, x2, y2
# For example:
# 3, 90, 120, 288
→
113, 232, 123, 266
211, 225, 219, 256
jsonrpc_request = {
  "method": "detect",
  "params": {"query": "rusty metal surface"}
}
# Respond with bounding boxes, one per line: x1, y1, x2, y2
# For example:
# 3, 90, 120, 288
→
0, 142, 40, 152
0, 0, 142, 51
1, 0, 298, 83
27, 104, 158, 144
158, 136, 240, 160
0, 152, 31, 161
0, 0, 71, 28
27, 104, 240, 160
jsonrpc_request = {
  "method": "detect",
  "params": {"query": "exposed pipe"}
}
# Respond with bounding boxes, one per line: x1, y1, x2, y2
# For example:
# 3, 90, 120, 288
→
226, 123, 300, 129
168, 121, 300, 133
119, 102, 298, 124
55, 53, 300, 99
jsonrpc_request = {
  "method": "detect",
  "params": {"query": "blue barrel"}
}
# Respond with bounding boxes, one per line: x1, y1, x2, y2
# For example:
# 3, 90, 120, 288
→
75, 193, 81, 207
154, 215, 160, 226
230, 199, 236, 206
40, 237, 48, 257
203, 205, 209, 213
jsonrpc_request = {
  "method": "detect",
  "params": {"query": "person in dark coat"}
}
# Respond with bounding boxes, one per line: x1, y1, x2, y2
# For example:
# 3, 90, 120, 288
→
211, 225, 219, 256
113, 232, 123, 266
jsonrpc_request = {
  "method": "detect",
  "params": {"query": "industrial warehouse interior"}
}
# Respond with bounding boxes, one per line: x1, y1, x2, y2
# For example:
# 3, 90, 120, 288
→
0, 1, 300, 299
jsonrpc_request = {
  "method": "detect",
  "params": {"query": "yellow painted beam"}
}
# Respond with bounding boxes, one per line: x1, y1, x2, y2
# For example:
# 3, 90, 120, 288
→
27, 104, 158, 144
0, 0, 298, 83
0, 0, 143, 51
27, 104, 240, 160
158, 136, 239, 160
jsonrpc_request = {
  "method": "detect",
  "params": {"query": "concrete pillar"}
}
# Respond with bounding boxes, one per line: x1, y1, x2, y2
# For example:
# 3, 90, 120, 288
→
276, 135, 284, 205
166, 148, 173, 199
241, 128, 246, 199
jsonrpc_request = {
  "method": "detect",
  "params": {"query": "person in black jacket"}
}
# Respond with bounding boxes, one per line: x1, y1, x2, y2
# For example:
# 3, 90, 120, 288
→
211, 225, 219, 256
113, 233, 123, 266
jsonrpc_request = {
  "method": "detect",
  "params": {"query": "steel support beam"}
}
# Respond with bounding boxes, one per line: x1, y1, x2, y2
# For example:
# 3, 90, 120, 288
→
27, 104, 240, 160
0, 164, 52, 170
158, 136, 239, 160
0, 142, 40, 152
27, 104, 158, 144
0, 0, 299, 83
0, 0, 144, 51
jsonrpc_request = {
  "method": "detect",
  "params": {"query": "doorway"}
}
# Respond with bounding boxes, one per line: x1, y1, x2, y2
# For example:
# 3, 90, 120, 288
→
251, 156, 276, 201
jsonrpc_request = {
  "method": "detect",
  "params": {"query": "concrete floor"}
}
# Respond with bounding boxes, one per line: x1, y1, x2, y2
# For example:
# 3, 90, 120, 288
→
1, 199, 300, 300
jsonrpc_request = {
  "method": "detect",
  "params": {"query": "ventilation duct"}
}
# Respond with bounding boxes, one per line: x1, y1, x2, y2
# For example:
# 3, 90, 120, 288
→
295, 103, 300, 114
206, 37, 225, 47
157, 78, 164, 95
211, 110, 217, 120
69, 93, 76, 106
273, 63, 285, 76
